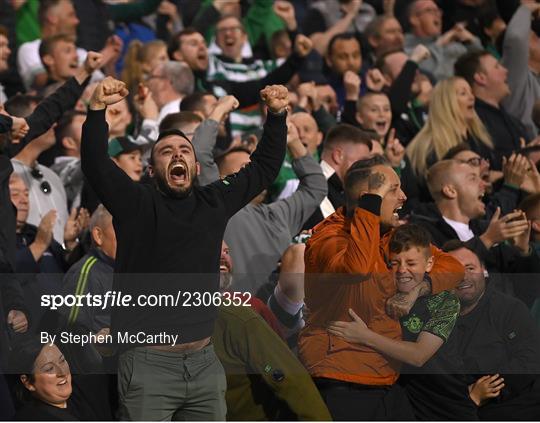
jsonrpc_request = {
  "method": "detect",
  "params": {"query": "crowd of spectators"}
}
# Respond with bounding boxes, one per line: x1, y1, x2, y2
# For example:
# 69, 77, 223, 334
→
0, 0, 540, 421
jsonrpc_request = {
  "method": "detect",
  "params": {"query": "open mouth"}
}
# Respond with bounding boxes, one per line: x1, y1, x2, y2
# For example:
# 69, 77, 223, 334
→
220, 264, 229, 272
393, 206, 402, 220
57, 378, 68, 386
477, 192, 485, 203
69, 62, 79, 69
375, 121, 388, 132
169, 162, 187, 184
457, 282, 473, 290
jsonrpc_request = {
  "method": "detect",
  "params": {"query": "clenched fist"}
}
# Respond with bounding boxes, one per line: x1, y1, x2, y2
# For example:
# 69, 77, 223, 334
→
84, 51, 104, 74
409, 44, 430, 64
7, 310, 28, 333
215, 95, 239, 114
89, 77, 129, 110
343, 70, 361, 101
209, 95, 239, 123
260, 85, 289, 114
294, 34, 313, 58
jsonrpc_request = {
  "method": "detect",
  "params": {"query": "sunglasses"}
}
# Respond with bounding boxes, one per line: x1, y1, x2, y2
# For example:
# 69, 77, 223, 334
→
30, 167, 52, 195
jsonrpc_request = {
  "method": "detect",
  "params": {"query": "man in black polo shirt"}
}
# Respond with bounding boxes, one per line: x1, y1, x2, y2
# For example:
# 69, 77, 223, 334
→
80, 77, 289, 420
455, 51, 530, 170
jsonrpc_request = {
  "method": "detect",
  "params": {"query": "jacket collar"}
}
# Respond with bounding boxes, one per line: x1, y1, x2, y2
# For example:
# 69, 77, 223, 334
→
90, 246, 115, 268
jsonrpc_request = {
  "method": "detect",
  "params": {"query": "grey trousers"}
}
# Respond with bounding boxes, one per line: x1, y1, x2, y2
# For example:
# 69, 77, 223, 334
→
117, 344, 227, 421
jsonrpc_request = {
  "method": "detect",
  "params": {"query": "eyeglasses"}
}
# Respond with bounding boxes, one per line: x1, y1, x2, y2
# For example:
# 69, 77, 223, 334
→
30, 167, 52, 195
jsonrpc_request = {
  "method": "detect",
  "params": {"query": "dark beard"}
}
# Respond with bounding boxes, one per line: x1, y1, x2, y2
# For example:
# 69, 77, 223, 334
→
219, 272, 233, 292
153, 172, 192, 199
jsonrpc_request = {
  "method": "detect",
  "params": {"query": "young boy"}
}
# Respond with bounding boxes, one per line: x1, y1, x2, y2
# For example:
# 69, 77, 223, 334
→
328, 223, 477, 420
355, 92, 392, 139
108, 136, 144, 182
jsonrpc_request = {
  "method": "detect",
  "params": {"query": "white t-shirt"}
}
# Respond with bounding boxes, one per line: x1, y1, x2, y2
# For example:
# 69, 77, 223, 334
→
442, 216, 475, 242
157, 98, 182, 124
17, 39, 104, 90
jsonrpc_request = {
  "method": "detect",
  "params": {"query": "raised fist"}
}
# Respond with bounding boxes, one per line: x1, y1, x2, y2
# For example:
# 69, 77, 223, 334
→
294, 34, 313, 58
260, 85, 289, 114
216, 95, 239, 114
340, 0, 362, 16
89, 77, 129, 110
343, 70, 361, 100
101, 35, 123, 63
11, 116, 29, 141
274, 0, 297, 30
213, 0, 240, 13
409, 44, 430, 64
84, 51, 104, 74
209, 95, 239, 123
365, 68, 385, 92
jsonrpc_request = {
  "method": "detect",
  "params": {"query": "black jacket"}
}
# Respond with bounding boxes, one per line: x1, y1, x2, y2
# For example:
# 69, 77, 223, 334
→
455, 286, 540, 420
409, 203, 540, 301
60, 248, 114, 333
303, 171, 344, 230
475, 98, 528, 170
15, 224, 66, 274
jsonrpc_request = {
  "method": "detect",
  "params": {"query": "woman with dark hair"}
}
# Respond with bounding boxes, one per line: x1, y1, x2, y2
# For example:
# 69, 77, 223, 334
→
11, 336, 77, 421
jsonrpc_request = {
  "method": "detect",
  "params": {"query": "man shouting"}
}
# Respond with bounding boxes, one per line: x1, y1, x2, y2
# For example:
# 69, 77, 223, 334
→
81, 77, 289, 420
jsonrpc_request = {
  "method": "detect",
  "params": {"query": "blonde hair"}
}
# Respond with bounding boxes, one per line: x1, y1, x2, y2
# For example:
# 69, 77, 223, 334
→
406, 77, 493, 178
121, 39, 167, 91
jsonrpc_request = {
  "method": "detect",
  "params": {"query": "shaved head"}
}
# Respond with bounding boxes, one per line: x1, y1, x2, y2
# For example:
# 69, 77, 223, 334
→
426, 160, 461, 200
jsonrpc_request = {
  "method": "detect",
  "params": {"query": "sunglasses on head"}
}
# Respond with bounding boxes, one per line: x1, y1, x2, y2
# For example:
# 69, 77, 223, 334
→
30, 167, 52, 194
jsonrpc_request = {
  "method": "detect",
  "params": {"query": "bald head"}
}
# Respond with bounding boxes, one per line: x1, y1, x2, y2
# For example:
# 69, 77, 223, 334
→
90, 205, 116, 259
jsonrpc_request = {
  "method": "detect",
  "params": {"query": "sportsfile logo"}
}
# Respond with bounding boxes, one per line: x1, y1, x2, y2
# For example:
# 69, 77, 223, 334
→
41, 291, 252, 310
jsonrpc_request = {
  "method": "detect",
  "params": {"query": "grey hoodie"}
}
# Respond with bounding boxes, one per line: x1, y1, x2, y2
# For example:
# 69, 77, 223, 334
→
501, 5, 540, 138
194, 119, 327, 291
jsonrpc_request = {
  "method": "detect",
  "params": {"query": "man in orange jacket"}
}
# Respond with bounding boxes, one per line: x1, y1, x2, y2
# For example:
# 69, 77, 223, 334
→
298, 156, 465, 420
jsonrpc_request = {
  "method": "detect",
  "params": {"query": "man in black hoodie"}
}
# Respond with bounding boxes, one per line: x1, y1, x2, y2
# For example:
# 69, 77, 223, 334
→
81, 77, 288, 420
